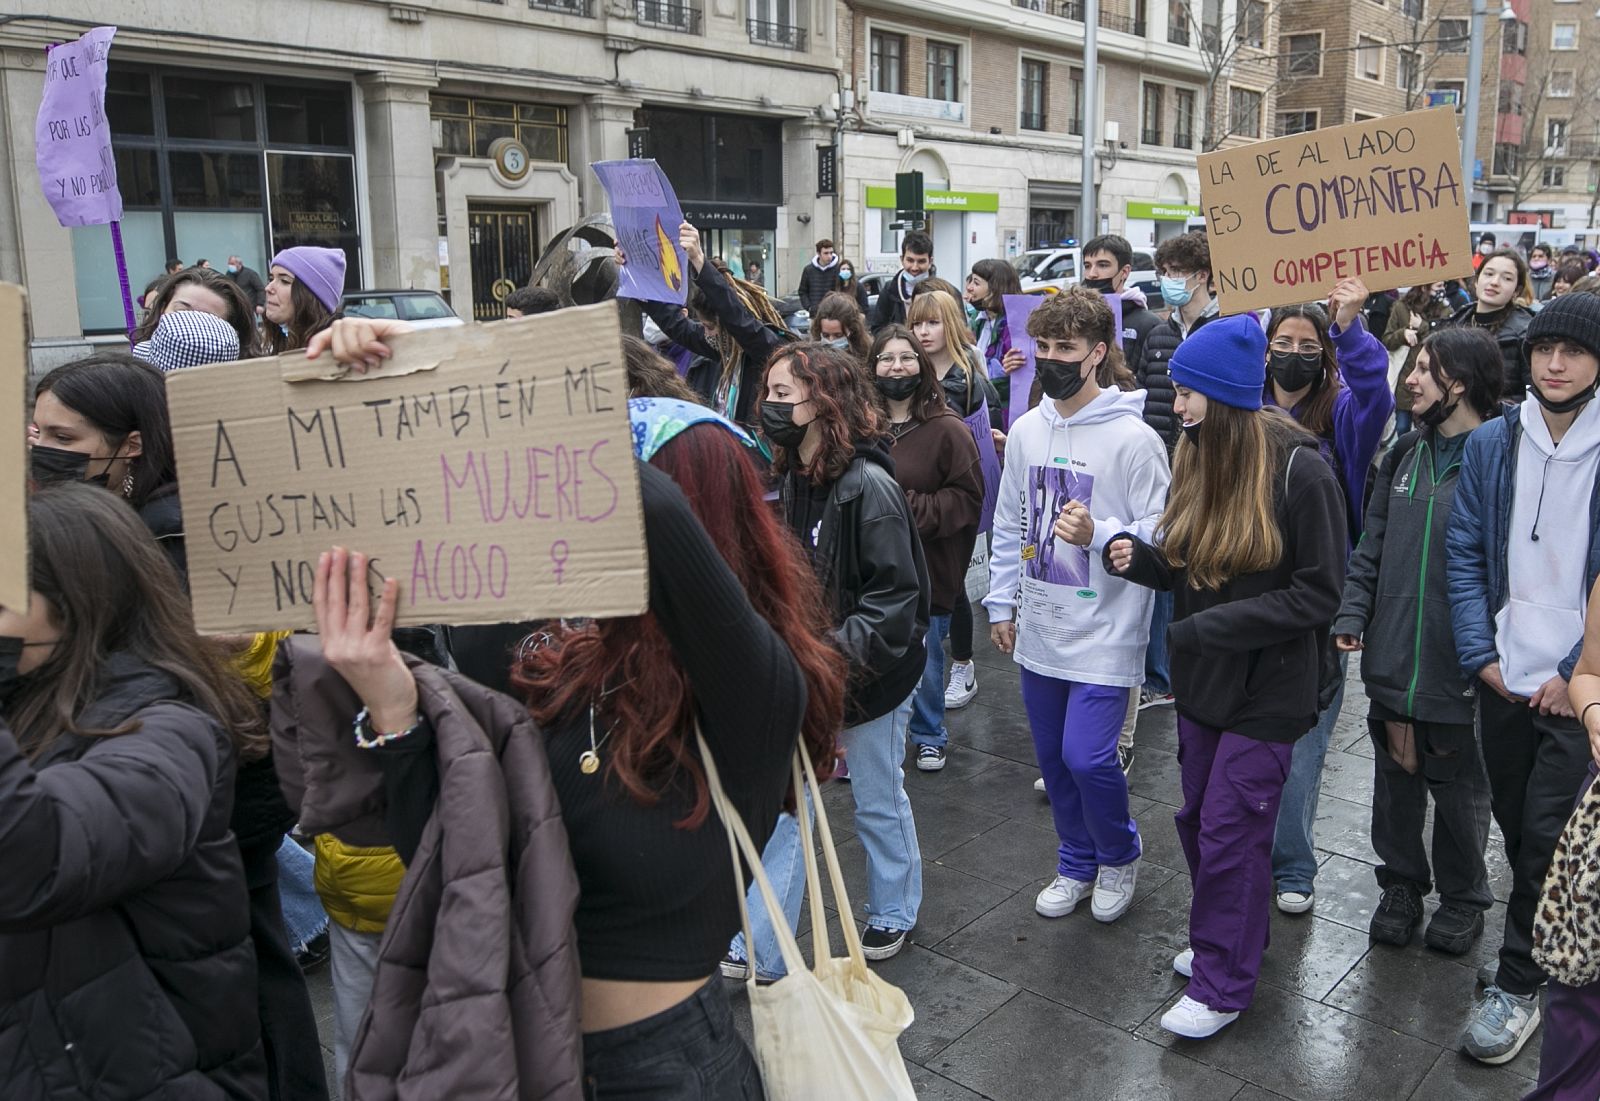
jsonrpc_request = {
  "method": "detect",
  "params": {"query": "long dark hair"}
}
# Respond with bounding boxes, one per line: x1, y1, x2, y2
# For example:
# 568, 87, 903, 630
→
1418, 327, 1504, 420
868, 325, 945, 422
514, 425, 846, 825
9, 484, 265, 761
1265, 303, 1340, 439
132, 267, 258, 356
813, 291, 871, 361
262, 278, 338, 355
34, 353, 176, 510
766, 343, 887, 485
969, 258, 1022, 314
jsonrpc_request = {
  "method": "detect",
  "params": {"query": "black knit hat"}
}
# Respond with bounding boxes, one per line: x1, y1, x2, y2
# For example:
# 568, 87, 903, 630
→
1526, 293, 1600, 364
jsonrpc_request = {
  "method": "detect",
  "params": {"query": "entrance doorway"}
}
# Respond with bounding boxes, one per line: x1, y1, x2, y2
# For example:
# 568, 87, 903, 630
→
468, 206, 537, 321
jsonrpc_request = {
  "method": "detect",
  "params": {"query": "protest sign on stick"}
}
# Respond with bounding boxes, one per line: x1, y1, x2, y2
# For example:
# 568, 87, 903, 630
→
166, 303, 648, 633
1197, 107, 1471, 315
1003, 294, 1044, 429
0, 285, 27, 612
592, 160, 688, 304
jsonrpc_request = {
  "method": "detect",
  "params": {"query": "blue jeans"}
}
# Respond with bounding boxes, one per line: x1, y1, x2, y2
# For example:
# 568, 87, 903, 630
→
1270, 653, 1348, 894
1144, 590, 1172, 696
911, 613, 952, 749
731, 695, 921, 979
275, 835, 328, 953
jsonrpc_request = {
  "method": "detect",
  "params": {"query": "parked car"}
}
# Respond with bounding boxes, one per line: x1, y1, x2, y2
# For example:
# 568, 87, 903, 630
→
1127, 252, 1165, 311
859, 272, 893, 315
772, 293, 810, 337
340, 289, 464, 329
1014, 247, 1083, 294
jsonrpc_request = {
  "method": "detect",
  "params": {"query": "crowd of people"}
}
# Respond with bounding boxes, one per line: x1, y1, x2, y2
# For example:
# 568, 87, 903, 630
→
5, 214, 1600, 1101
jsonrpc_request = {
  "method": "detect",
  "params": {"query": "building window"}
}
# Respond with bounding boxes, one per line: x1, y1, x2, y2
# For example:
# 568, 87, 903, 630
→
1492, 142, 1519, 176
1502, 19, 1527, 54
1174, 87, 1195, 148
1397, 48, 1420, 93
1548, 118, 1569, 153
1439, 18, 1468, 52
1236, 0, 1266, 47
1551, 70, 1575, 98
1545, 165, 1567, 189
1429, 80, 1465, 110
1552, 23, 1578, 50
1142, 83, 1164, 145
1281, 33, 1322, 77
1356, 36, 1384, 81
1228, 85, 1262, 138
1167, 0, 1189, 44
926, 41, 960, 102
870, 31, 905, 94
747, 0, 805, 48
636, 0, 702, 32
1497, 81, 1523, 115
431, 97, 568, 162
1070, 67, 1084, 136
1354, 111, 1380, 122
1021, 59, 1048, 130
1399, 0, 1422, 16
1277, 110, 1318, 136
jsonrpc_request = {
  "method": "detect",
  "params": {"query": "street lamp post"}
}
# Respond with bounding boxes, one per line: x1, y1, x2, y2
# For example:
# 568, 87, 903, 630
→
1460, 0, 1487, 218
1080, 0, 1099, 244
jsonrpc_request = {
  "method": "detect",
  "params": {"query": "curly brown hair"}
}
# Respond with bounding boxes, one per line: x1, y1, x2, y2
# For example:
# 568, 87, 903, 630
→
1023, 287, 1134, 404
765, 342, 887, 484
1154, 231, 1211, 279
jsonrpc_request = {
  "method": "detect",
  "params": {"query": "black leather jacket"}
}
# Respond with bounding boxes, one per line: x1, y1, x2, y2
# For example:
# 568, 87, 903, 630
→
1134, 310, 1219, 452
784, 444, 931, 724
1444, 301, 1533, 400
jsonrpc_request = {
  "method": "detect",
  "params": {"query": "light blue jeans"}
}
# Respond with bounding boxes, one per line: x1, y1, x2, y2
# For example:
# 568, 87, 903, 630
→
730, 694, 921, 979
1271, 653, 1348, 894
910, 613, 953, 750
275, 835, 328, 953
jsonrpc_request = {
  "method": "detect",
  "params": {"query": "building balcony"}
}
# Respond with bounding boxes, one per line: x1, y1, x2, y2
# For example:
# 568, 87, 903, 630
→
1012, 0, 1085, 20
1141, 127, 1163, 145
1021, 112, 1046, 131
1100, 11, 1146, 36
1172, 130, 1193, 149
1168, 23, 1189, 45
529, 0, 593, 14
636, 0, 700, 31
748, 18, 806, 49
868, 89, 967, 123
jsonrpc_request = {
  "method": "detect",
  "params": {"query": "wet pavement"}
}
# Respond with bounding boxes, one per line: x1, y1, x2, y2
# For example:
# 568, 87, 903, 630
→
308, 647, 1544, 1100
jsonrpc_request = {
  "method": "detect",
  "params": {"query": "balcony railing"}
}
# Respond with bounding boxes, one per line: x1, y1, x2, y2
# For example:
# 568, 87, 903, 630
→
1012, 0, 1085, 19
530, 0, 593, 14
1069, 117, 1083, 136
1021, 112, 1046, 131
1172, 130, 1194, 149
1101, 12, 1146, 35
1141, 127, 1163, 145
1168, 23, 1190, 45
637, 0, 700, 31
748, 18, 806, 49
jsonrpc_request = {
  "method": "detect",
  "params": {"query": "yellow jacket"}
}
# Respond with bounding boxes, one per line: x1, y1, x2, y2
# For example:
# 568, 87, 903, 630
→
313, 833, 406, 934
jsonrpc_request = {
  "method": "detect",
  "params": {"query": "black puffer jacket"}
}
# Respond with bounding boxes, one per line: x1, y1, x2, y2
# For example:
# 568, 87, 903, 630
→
1134, 307, 1219, 451
1444, 301, 1533, 400
0, 655, 266, 1100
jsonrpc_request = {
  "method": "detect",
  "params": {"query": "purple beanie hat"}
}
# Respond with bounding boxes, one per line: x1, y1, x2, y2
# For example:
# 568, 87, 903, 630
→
271, 246, 346, 313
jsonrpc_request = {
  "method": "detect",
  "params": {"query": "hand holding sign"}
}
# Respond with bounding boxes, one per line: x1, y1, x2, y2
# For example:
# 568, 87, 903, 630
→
1328, 277, 1369, 333
678, 222, 705, 274
593, 160, 689, 304
313, 547, 418, 736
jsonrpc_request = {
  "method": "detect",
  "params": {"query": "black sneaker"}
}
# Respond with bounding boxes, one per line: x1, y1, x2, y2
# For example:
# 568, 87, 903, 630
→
720, 952, 750, 980
916, 745, 947, 772
1369, 884, 1424, 946
1117, 744, 1136, 777
1425, 903, 1485, 956
861, 925, 907, 961
296, 930, 330, 974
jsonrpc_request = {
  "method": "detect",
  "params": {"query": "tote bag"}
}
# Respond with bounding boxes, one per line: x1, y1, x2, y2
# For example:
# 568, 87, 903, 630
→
1532, 772, 1600, 987
698, 733, 917, 1101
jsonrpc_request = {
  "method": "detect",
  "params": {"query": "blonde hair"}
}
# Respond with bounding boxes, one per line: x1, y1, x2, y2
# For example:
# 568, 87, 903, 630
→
906, 289, 976, 364
1158, 404, 1289, 589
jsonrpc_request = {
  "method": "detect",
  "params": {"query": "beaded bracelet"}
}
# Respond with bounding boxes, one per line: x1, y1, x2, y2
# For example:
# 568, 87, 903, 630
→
353, 706, 423, 749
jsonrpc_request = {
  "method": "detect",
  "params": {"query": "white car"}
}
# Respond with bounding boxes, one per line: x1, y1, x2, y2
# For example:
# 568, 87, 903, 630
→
340, 289, 465, 330
1014, 247, 1083, 294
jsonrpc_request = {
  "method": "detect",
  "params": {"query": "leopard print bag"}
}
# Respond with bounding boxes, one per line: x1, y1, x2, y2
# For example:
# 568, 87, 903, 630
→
1533, 773, 1600, 988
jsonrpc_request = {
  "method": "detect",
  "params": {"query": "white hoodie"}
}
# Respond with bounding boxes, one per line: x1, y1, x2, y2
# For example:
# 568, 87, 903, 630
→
984, 388, 1171, 686
1496, 394, 1600, 694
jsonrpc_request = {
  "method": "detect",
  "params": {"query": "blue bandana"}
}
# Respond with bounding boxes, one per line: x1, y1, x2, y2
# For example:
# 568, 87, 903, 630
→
628, 397, 757, 462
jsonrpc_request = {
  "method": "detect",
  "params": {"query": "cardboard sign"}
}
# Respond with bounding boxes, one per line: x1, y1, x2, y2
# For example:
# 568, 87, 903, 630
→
1002, 294, 1044, 429
166, 302, 648, 633
592, 159, 688, 304
1198, 107, 1470, 315
0, 285, 27, 612
961, 399, 1000, 535
35, 26, 123, 228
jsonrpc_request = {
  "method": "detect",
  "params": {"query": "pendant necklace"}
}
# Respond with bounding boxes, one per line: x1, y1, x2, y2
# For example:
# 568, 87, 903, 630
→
579, 681, 627, 775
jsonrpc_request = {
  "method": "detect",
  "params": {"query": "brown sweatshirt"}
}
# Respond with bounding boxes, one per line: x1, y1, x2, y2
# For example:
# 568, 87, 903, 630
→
886, 406, 985, 614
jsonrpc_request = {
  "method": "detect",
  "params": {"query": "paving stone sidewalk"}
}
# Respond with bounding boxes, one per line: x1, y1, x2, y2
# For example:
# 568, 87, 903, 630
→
310, 646, 1545, 1100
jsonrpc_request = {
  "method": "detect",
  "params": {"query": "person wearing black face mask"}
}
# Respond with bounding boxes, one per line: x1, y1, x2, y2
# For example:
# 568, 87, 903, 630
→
1446, 290, 1600, 1065
1081, 235, 1161, 374
1262, 278, 1395, 922
1332, 328, 1503, 965
868, 327, 983, 774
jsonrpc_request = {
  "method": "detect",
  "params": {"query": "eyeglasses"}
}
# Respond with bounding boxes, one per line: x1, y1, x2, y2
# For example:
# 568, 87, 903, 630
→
1269, 340, 1322, 355
875, 352, 921, 366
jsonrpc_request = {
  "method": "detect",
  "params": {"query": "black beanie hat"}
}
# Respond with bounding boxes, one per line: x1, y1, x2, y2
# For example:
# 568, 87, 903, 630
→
1526, 293, 1600, 364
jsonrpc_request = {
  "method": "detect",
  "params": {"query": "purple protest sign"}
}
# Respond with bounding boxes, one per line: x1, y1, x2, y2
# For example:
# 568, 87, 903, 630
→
962, 398, 1001, 534
1002, 294, 1044, 429
36, 27, 122, 228
1102, 291, 1124, 348
592, 159, 688, 305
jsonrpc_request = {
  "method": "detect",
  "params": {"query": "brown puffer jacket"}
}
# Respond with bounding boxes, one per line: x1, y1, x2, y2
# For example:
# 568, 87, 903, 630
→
271, 638, 583, 1101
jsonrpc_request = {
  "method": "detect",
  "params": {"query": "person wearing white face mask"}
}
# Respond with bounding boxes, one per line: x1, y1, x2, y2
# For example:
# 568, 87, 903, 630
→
1134, 232, 1222, 453
869, 230, 934, 332
1446, 247, 1534, 399
811, 291, 871, 360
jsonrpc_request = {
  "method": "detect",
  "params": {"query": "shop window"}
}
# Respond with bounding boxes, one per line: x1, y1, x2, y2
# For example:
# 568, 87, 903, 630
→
162, 75, 258, 142
268, 152, 361, 276
115, 147, 161, 208
639, 107, 781, 203
267, 83, 354, 147
105, 70, 155, 135
168, 151, 263, 209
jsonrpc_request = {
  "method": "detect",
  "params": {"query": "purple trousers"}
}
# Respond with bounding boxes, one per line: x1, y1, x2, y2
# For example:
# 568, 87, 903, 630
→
1523, 977, 1600, 1100
1020, 670, 1140, 882
1176, 716, 1294, 1013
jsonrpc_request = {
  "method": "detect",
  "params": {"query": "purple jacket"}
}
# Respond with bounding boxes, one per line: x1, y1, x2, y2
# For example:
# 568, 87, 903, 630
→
1266, 318, 1394, 552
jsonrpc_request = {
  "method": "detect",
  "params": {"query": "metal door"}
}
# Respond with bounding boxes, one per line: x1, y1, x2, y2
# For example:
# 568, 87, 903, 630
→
468, 207, 537, 321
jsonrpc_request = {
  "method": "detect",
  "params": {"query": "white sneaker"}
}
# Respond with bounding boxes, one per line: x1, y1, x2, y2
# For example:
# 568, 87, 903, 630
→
1276, 890, 1314, 914
1033, 776, 1046, 793
1035, 874, 1093, 917
944, 661, 977, 708
1160, 995, 1239, 1039
1091, 858, 1140, 923
1173, 949, 1193, 977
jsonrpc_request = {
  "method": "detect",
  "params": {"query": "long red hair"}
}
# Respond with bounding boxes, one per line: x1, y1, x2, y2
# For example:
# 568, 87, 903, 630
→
513, 424, 845, 827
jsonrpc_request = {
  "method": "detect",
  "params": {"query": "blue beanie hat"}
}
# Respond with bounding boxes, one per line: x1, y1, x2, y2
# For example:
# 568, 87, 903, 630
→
1168, 314, 1267, 411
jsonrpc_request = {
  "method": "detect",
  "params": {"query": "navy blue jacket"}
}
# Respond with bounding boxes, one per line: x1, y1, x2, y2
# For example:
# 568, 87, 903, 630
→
1445, 409, 1600, 683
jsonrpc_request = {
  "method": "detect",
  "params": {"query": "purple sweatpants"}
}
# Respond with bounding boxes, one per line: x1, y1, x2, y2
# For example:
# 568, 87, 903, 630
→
1524, 977, 1600, 1097
1176, 716, 1294, 1013
1020, 670, 1140, 882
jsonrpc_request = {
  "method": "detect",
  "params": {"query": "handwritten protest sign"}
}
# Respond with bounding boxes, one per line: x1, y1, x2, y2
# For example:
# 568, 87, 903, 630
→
1002, 294, 1044, 429
0, 286, 27, 612
1198, 107, 1470, 315
166, 303, 648, 633
36, 26, 121, 228
962, 400, 1000, 535
593, 160, 688, 304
